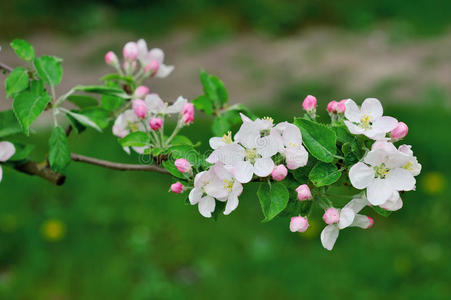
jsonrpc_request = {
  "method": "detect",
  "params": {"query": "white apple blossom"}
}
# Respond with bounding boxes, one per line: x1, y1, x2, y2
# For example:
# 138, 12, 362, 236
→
189, 170, 216, 218
0, 141, 15, 183
207, 115, 280, 183
320, 197, 373, 251
112, 109, 148, 154
380, 191, 403, 211
273, 122, 308, 170
137, 39, 174, 78
349, 141, 417, 206
398, 144, 422, 176
344, 98, 398, 140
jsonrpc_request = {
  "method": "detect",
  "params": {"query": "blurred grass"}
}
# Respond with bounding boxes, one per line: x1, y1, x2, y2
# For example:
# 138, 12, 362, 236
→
0, 0, 450, 38
0, 93, 450, 299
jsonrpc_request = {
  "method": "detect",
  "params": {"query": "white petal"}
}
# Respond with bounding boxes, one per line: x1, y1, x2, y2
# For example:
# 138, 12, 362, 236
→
361, 98, 383, 120
137, 39, 148, 62
166, 96, 187, 114
380, 191, 403, 211
209, 137, 226, 149
364, 149, 388, 166
240, 113, 252, 122
372, 116, 398, 134
282, 123, 303, 146
148, 48, 164, 63
156, 64, 174, 78
235, 122, 259, 148
189, 188, 202, 205
320, 224, 339, 251
285, 146, 308, 170
343, 197, 369, 214
0, 166, 3, 182
211, 163, 232, 181
338, 207, 356, 229
344, 120, 365, 135
145, 94, 165, 113
0, 142, 16, 162
206, 150, 219, 164
232, 161, 254, 183
349, 162, 374, 189
254, 158, 275, 177
350, 214, 371, 229
256, 135, 279, 158
224, 195, 239, 215
344, 99, 361, 122
386, 168, 416, 191
367, 178, 394, 205
122, 147, 131, 155
211, 144, 245, 166
198, 196, 215, 218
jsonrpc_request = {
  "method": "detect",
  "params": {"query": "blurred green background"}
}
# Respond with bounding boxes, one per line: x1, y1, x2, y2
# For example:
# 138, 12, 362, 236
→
0, 1, 450, 299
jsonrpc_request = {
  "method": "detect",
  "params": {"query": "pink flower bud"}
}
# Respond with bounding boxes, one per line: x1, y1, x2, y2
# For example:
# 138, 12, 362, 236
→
123, 42, 139, 61
271, 164, 288, 181
105, 51, 118, 66
295, 184, 312, 201
174, 158, 191, 173
149, 118, 163, 130
336, 99, 347, 114
390, 122, 408, 139
132, 99, 147, 119
290, 216, 309, 233
327, 101, 338, 113
323, 208, 340, 224
170, 182, 184, 194
366, 217, 374, 229
145, 60, 159, 75
134, 86, 150, 98
302, 95, 317, 111
183, 103, 194, 115
183, 112, 194, 125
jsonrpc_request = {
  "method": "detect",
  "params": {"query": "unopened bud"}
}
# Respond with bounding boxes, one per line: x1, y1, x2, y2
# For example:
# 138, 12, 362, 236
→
336, 99, 347, 114
271, 164, 288, 181
295, 184, 312, 201
323, 207, 340, 224
132, 99, 147, 119
327, 101, 338, 113
149, 118, 163, 130
134, 86, 150, 98
290, 216, 309, 233
145, 60, 159, 76
391, 122, 408, 140
170, 182, 184, 194
123, 42, 139, 61
174, 158, 192, 173
302, 95, 317, 111
105, 51, 119, 66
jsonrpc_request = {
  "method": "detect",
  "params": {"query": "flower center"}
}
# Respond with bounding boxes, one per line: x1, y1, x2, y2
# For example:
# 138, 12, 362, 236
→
374, 163, 390, 179
221, 131, 233, 144
127, 122, 140, 132
360, 114, 372, 129
223, 179, 234, 192
403, 161, 413, 172
245, 148, 260, 164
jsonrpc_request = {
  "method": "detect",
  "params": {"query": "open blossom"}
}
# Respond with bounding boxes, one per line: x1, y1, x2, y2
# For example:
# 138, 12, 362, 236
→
145, 94, 187, 116
397, 144, 421, 176
137, 39, 174, 78
273, 122, 308, 170
349, 141, 418, 206
344, 98, 398, 140
302, 95, 317, 111
170, 182, 184, 194
0, 142, 16, 183
112, 110, 147, 154
290, 216, 309, 233
271, 165, 288, 181
207, 115, 280, 183
174, 158, 191, 173
320, 197, 372, 250
296, 184, 311, 201
189, 164, 242, 217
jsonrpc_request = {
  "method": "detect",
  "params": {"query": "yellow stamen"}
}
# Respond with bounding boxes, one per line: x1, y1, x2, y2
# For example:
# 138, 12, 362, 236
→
224, 179, 234, 192
221, 131, 233, 144
262, 116, 274, 124
374, 163, 390, 179
360, 114, 371, 129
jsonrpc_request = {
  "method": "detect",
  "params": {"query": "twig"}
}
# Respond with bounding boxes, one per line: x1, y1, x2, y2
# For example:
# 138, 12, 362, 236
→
70, 153, 169, 174
0, 62, 13, 73
14, 161, 66, 185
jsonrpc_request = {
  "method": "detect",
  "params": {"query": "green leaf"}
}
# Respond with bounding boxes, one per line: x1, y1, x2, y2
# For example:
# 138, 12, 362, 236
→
257, 182, 289, 222
308, 162, 342, 187
65, 110, 102, 132
48, 126, 71, 172
74, 85, 125, 97
33, 56, 63, 86
5, 67, 29, 98
193, 95, 214, 115
332, 125, 355, 144
294, 118, 336, 163
170, 135, 193, 146
66, 113, 86, 134
0, 110, 22, 137
118, 132, 149, 147
211, 109, 244, 136
162, 159, 188, 179
13, 86, 51, 135
167, 145, 201, 167
67, 95, 98, 109
79, 107, 111, 129
9, 143, 35, 161
10, 39, 35, 61
101, 73, 135, 86
372, 206, 392, 217
200, 70, 228, 107
101, 94, 125, 111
